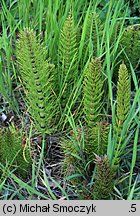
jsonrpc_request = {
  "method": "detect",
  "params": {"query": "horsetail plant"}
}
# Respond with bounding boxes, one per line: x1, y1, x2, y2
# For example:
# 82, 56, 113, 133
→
58, 11, 78, 108
83, 58, 104, 127
0, 124, 32, 178
16, 29, 56, 134
88, 121, 110, 156
83, 58, 108, 156
81, 12, 103, 65
92, 13, 103, 57
115, 63, 131, 139
93, 155, 115, 200
60, 126, 85, 186
120, 24, 140, 70
114, 63, 131, 164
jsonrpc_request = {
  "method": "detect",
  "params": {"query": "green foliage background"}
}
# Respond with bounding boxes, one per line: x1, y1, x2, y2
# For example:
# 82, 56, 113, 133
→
0, 0, 139, 200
